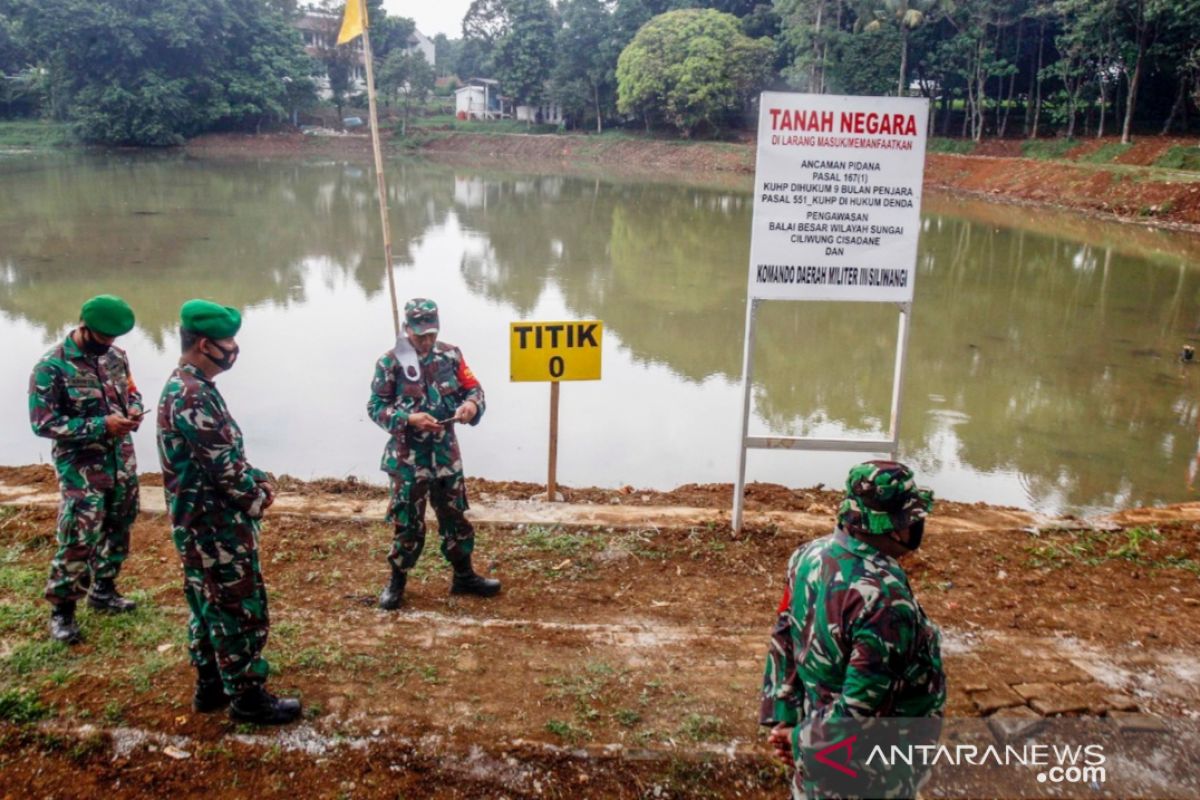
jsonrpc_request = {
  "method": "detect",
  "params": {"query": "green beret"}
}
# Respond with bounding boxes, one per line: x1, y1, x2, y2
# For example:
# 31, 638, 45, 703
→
80, 295, 135, 337
180, 299, 242, 339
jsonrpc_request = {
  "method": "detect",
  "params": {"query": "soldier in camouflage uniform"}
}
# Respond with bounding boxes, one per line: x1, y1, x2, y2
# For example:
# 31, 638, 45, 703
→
368, 298, 501, 609
30, 295, 143, 644
157, 299, 300, 725
761, 461, 945, 799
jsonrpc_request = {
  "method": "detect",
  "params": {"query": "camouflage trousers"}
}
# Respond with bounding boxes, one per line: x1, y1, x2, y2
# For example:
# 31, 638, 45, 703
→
171, 518, 270, 696
45, 475, 139, 604
386, 467, 474, 571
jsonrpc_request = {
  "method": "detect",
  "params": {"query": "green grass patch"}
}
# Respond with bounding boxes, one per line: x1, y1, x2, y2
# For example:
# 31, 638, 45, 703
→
68, 731, 107, 762
1109, 526, 1162, 559
87, 594, 183, 653
520, 525, 594, 557
3, 639, 70, 677
1021, 138, 1078, 160
1078, 142, 1133, 164
0, 688, 51, 723
542, 660, 630, 731
544, 718, 591, 744
927, 138, 977, 155
1025, 526, 1196, 572
101, 700, 125, 724
47, 666, 75, 687
0, 561, 41, 594
284, 645, 343, 671
613, 708, 642, 727
128, 652, 172, 693
677, 712, 727, 743
1154, 145, 1200, 172
0, 120, 73, 148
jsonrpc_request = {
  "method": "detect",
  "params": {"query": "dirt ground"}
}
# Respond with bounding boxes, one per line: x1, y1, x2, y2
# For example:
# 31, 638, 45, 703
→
1, 468, 1199, 798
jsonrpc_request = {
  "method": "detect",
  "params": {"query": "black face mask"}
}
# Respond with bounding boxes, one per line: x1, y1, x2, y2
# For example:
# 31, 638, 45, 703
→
80, 328, 111, 357
205, 340, 239, 371
900, 518, 925, 552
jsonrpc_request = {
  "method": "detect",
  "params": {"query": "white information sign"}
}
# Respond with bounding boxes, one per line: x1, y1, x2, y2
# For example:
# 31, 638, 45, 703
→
747, 92, 930, 303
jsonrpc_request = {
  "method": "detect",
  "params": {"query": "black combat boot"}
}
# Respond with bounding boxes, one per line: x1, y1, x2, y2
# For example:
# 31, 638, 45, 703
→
87, 577, 137, 614
229, 686, 302, 725
49, 601, 83, 644
450, 557, 501, 598
193, 663, 229, 713
378, 565, 407, 610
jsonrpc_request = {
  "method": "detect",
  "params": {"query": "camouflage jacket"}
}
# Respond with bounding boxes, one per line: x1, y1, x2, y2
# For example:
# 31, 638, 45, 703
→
367, 342, 485, 476
28, 333, 142, 489
157, 364, 268, 530
761, 528, 945, 744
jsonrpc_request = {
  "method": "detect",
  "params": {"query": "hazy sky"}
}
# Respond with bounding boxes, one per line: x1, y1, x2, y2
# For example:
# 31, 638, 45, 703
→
384, 0, 472, 38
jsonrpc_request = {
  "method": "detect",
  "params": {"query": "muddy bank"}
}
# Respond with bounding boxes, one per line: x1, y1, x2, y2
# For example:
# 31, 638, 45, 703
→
924, 151, 1200, 231
0, 464, 1039, 532
185, 131, 1200, 230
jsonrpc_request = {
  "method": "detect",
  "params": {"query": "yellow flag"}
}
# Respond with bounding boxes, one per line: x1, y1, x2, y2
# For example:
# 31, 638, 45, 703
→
336, 0, 365, 45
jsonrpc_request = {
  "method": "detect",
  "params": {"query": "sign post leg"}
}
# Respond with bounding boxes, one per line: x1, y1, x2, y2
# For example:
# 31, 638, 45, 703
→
732, 299, 759, 533
887, 303, 912, 459
548, 381, 560, 501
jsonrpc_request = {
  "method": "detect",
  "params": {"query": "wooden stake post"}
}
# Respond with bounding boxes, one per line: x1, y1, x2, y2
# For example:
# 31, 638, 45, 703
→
548, 381, 560, 500
510, 321, 604, 501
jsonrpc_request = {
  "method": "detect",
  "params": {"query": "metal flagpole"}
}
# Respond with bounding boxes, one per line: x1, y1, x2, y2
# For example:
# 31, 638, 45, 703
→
358, 6, 401, 336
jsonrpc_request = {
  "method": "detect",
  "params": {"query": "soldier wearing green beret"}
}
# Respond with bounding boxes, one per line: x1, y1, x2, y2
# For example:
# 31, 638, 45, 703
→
368, 298, 500, 609
29, 295, 143, 644
156, 299, 300, 725
761, 461, 945, 799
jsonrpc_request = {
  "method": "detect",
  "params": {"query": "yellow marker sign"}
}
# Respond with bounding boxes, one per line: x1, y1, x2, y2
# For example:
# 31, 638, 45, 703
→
510, 320, 603, 382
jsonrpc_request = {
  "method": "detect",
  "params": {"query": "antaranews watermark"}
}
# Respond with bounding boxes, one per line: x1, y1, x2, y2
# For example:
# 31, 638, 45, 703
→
790, 717, 1200, 798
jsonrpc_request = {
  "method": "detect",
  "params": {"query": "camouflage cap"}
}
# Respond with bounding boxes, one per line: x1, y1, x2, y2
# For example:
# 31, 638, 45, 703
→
80, 295, 135, 337
404, 298, 439, 335
837, 460, 934, 536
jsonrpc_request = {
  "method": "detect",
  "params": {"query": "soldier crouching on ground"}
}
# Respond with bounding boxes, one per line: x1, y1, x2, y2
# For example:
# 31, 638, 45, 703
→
30, 295, 143, 644
369, 298, 501, 609
761, 461, 946, 799
157, 299, 300, 725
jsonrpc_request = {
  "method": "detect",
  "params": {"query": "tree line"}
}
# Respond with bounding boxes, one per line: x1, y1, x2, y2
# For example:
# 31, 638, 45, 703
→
2, 0, 1198, 145
0, 0, 432, 144
446, 0, 1200, 141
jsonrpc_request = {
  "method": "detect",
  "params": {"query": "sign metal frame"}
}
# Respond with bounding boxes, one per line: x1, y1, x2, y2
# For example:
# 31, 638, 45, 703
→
732, 91, 927, 532
732, 299, 911, 531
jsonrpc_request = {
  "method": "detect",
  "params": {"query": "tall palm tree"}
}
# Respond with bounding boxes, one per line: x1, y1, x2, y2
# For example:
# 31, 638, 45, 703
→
860, 0, 942, 96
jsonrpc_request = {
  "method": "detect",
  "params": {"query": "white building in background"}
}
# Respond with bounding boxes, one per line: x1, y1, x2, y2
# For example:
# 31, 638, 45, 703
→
515, 103, 563, 125
454, 78, 511, 120
408, 29, 435, 67
295, 8, 365, 100
293, 7, 436, 101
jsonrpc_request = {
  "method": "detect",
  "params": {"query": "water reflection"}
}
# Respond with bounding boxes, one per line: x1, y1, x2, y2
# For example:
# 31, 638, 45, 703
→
3, 152, 1199, 515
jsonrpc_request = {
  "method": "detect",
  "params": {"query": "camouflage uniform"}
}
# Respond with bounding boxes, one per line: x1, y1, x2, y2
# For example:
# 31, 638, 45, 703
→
761, 463, 945, 799
367, 342, 485, 572
157, 364, 271, 696
29, 334, 141, 605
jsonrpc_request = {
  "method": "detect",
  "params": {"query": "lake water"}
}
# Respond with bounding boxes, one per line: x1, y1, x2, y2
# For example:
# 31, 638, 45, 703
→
3, 151, 1199, 516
